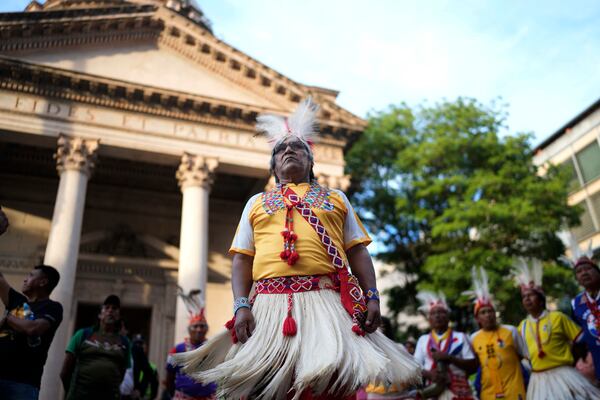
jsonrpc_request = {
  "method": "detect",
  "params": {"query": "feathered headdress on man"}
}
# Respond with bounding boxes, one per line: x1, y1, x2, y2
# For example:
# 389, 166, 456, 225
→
177, 286, 206, 325
464, 267, 494, 316
511, 258, 544, 296
559, 235, 598, 272
256, 97, 320, 153
417, 290, 450, 315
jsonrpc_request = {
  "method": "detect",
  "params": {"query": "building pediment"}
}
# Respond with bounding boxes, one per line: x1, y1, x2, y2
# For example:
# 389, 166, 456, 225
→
78, 227, 230, 283
0, 0, 366, 136
79, 225, 179, 259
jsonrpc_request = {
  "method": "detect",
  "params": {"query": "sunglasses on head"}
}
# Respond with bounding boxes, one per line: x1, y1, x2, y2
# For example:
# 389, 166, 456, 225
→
273, 140, 307, 154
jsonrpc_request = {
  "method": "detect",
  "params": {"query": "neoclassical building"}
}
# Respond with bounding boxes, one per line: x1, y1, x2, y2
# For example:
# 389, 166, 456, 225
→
0, 1, 365, 398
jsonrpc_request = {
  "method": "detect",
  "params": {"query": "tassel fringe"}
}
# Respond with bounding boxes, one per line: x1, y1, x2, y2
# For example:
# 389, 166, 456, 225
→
174, 289, 421, 400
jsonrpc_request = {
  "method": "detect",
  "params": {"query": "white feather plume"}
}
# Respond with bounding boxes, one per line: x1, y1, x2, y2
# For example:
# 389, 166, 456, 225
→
511, 258, 543, 289
255, 97, 320, 148
464, 267, 492, 305
255, 114, 288, 144
416, 290, 449, 314
560, 234, 594, 267
287, 97, 319, 145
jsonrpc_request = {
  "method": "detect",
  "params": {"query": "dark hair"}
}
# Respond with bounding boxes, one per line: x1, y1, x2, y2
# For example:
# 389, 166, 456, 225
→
103, 294, 121, 308
269, 140, 315, 184
34, 264, 60, 292
523, 290, 547, 309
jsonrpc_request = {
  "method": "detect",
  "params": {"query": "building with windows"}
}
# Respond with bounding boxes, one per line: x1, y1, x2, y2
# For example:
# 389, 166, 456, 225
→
0, 1, 365, 398
533, 98, 600, 252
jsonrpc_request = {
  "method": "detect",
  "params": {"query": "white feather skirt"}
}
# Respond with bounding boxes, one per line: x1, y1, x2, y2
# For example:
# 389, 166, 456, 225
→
528, 365, 600, 400
173, 288, 421, 399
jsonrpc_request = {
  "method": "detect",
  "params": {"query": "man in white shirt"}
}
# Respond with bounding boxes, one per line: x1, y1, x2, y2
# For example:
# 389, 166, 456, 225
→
414, 291, 477, 400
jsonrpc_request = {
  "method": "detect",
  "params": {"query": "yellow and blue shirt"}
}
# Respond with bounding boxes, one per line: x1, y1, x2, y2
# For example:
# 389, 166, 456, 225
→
518, 310, 583, 372
471, 325, 526, 400
230, 183, 371, 280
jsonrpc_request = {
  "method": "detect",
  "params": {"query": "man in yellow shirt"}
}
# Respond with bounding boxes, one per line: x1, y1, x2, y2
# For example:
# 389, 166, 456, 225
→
173, 99, 421, 399
513, 258, 600, 399
468, 268, 527, 400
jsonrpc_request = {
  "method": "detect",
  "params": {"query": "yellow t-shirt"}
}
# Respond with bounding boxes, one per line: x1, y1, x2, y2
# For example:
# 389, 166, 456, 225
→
518, 310, 583, 372
470, 325, 526, 400
230, 183, 371, 281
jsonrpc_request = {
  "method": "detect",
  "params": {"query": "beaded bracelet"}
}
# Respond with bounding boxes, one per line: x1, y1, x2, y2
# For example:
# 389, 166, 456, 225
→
233, 296, 251, 315
366, 288, 380, 301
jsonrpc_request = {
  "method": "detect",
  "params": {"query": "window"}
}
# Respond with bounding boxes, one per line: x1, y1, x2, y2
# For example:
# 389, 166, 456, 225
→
571, 201, 596, 240
559, 158, 581, 192
575, 142, 600, 184
591, 191, 600, 225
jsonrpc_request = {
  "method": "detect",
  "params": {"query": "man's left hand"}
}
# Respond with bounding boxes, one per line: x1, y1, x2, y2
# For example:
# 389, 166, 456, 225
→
364, 299, 381, 333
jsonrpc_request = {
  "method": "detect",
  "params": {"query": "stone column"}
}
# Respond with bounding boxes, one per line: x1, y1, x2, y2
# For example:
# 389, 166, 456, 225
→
40, 134, 99, 400
174, 153, 218, 343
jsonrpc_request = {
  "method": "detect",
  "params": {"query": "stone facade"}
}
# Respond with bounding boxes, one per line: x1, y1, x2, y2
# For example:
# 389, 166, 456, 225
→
0, 1, 365, 399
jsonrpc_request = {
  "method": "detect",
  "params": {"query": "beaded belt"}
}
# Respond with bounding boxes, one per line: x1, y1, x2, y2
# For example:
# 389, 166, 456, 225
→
255, 273, 342, 337
254, 274, 336, 294
225, 273, 347, 343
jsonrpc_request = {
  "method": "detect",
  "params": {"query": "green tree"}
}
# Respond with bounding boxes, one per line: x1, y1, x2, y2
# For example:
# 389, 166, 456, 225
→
346, 98, 580, 331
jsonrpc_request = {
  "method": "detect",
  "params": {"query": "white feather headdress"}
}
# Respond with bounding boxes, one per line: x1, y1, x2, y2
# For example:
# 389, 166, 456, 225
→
417, 290, 450, 314
177, 286, 206, 323
511, 257, 544, 295
558, 234, 595, 269
256, 97, 320, 151
464, 267, 494, 314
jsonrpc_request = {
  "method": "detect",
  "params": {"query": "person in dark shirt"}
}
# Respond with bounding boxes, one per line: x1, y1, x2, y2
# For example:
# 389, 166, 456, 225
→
131, 335, 159, 400
0, 264, 63, 400
61, 294, 131, 400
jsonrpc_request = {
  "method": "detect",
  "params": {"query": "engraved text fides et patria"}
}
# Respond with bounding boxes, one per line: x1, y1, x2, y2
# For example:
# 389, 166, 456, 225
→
2, 93, 343, 163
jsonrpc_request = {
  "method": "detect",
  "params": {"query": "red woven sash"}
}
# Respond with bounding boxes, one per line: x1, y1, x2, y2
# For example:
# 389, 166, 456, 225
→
281, 185, 368, 335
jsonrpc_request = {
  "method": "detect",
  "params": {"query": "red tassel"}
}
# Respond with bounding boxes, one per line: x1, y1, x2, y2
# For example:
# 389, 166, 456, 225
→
289, 232, 298, 242
225, 317, 238, 343
281, 230, 290, 239
283, 314, 297, 336
280, 250, 290, 260
352, 324, 365, 336
287, 251, 299, 265
538, 350, 545, 359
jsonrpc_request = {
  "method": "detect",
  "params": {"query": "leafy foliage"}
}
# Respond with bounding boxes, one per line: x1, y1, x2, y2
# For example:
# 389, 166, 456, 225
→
346, 98, 580, 330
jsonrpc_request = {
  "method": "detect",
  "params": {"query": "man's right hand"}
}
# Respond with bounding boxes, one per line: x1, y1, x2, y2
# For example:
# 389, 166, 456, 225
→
234, 308, 255, 344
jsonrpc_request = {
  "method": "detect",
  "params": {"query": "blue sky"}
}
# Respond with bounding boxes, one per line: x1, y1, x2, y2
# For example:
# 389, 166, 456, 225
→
3, 0, 599, 144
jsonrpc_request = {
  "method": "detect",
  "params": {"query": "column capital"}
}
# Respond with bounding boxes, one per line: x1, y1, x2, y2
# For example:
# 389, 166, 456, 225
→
316, 173, 351, 191
54, 134, 99, 178
176, 153, 218, 190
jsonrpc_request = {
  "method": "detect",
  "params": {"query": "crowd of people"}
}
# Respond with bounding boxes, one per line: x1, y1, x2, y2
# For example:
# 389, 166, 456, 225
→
0, 96, 599, 400
0, 206, 217, 400
384, 256, 600, 400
